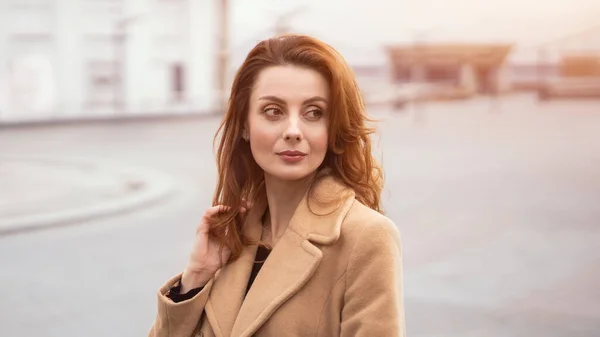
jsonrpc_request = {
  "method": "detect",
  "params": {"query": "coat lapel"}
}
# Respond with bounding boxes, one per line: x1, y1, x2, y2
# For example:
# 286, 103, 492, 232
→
230, 225, 323, 337
230, 174, 356, 337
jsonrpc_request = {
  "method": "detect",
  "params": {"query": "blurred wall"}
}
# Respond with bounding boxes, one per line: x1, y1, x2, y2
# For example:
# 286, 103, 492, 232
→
0, 0, 217, 123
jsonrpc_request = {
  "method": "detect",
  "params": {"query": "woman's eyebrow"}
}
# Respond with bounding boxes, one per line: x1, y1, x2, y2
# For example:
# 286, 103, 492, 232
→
258, 95, 328, 105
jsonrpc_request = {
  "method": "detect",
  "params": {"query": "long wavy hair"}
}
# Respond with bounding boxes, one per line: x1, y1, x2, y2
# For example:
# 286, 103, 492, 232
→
210, 34, 383, 261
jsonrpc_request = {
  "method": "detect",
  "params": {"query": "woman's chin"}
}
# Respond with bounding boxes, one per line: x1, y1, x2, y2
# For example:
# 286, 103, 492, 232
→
265, 168, 315, 182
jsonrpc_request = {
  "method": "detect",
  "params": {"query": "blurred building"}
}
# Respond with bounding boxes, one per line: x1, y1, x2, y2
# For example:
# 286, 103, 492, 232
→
559, 54, 600, 77
506, 27, 600, 92
385, 43, 513, 100
0, 0, 217, 124
534, 25, 600, 99
511, 54, 600, 92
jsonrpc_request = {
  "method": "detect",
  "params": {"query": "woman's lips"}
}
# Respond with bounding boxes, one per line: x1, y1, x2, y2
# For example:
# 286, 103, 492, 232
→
277, 150, 307, 163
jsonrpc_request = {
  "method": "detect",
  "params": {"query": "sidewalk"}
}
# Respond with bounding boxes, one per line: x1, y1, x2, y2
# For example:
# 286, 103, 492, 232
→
0, 155, 175, 235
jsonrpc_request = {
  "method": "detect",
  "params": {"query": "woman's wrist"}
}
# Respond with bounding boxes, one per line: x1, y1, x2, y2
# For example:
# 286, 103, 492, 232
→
180, 268, 213, 293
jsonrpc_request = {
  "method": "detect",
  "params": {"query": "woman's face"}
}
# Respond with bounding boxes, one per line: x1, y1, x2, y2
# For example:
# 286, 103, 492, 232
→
247, 65, 329, 182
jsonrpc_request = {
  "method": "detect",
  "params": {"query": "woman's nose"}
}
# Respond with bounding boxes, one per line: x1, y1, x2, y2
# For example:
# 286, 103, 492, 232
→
283, 117, 302, 142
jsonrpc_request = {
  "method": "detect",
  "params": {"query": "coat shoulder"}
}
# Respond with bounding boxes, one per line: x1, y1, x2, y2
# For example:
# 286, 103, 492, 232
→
341, 199, 400, 239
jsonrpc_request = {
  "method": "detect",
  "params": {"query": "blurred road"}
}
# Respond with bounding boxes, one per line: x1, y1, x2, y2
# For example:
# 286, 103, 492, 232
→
0, 94, 599, 337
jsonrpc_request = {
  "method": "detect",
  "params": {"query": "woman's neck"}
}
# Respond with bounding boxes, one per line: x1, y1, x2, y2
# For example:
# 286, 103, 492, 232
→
263, 172, 315, 247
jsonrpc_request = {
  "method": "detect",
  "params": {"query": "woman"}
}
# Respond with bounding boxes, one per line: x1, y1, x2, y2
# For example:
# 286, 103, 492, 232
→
149, 34, 405, 337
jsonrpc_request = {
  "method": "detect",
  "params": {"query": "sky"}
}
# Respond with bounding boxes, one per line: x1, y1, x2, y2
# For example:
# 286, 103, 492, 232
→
230, 0, 600, 64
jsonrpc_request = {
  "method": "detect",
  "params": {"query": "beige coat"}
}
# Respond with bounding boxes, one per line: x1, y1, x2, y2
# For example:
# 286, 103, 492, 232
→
149, 176, 405, 337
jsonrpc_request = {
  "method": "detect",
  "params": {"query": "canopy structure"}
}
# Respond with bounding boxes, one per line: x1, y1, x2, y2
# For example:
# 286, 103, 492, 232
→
384, 43, 513, 94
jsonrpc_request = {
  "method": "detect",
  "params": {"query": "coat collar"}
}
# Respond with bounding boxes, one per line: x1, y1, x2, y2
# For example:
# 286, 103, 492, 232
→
205, 173, 355, 337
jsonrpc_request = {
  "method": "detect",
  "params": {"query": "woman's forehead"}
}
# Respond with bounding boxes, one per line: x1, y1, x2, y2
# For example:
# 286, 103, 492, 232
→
251, 66, 330, 102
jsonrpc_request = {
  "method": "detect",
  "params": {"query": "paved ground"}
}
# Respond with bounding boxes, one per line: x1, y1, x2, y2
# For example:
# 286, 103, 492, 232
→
0, 155, 174, 234
0, 94, 599, 336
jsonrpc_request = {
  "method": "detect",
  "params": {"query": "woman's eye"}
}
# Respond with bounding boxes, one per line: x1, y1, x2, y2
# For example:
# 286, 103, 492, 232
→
306, 109, 323, 120
264, 107, 282, 117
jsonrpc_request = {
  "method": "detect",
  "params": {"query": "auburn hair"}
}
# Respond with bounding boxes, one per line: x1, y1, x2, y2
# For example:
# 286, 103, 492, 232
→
210, 34, 383, 262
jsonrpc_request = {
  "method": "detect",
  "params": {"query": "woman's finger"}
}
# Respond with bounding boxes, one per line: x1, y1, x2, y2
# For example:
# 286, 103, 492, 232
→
203, 205, 230, 218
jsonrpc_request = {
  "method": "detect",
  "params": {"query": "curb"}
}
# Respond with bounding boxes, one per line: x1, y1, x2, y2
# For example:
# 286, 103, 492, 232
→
0, 155, 177, 236
0, 110, 223, 129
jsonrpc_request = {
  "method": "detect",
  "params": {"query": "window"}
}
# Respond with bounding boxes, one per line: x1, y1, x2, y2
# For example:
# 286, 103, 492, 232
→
425, 66, 460, 84
86, 60, 120, 106
393, 67, 411, 83
171, 63, 185, 101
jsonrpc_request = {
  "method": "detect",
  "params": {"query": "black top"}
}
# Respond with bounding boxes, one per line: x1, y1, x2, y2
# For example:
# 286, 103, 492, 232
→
167, 245, 272, 303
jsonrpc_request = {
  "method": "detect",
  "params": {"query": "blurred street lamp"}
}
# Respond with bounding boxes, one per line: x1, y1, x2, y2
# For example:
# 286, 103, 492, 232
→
216, 0, 230, 114
536, 47, 549, 100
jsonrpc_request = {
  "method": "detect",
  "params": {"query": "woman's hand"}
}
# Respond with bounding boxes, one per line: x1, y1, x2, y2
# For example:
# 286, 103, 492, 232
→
180, 205, 236, 293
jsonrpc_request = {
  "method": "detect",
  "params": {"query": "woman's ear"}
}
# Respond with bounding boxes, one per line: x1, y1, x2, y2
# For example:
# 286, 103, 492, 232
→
242, 122, 250, 141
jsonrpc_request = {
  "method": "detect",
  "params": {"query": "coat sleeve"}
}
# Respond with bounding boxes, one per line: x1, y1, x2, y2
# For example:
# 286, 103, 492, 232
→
340, 218, 406, 337
148, 273, 214, 337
